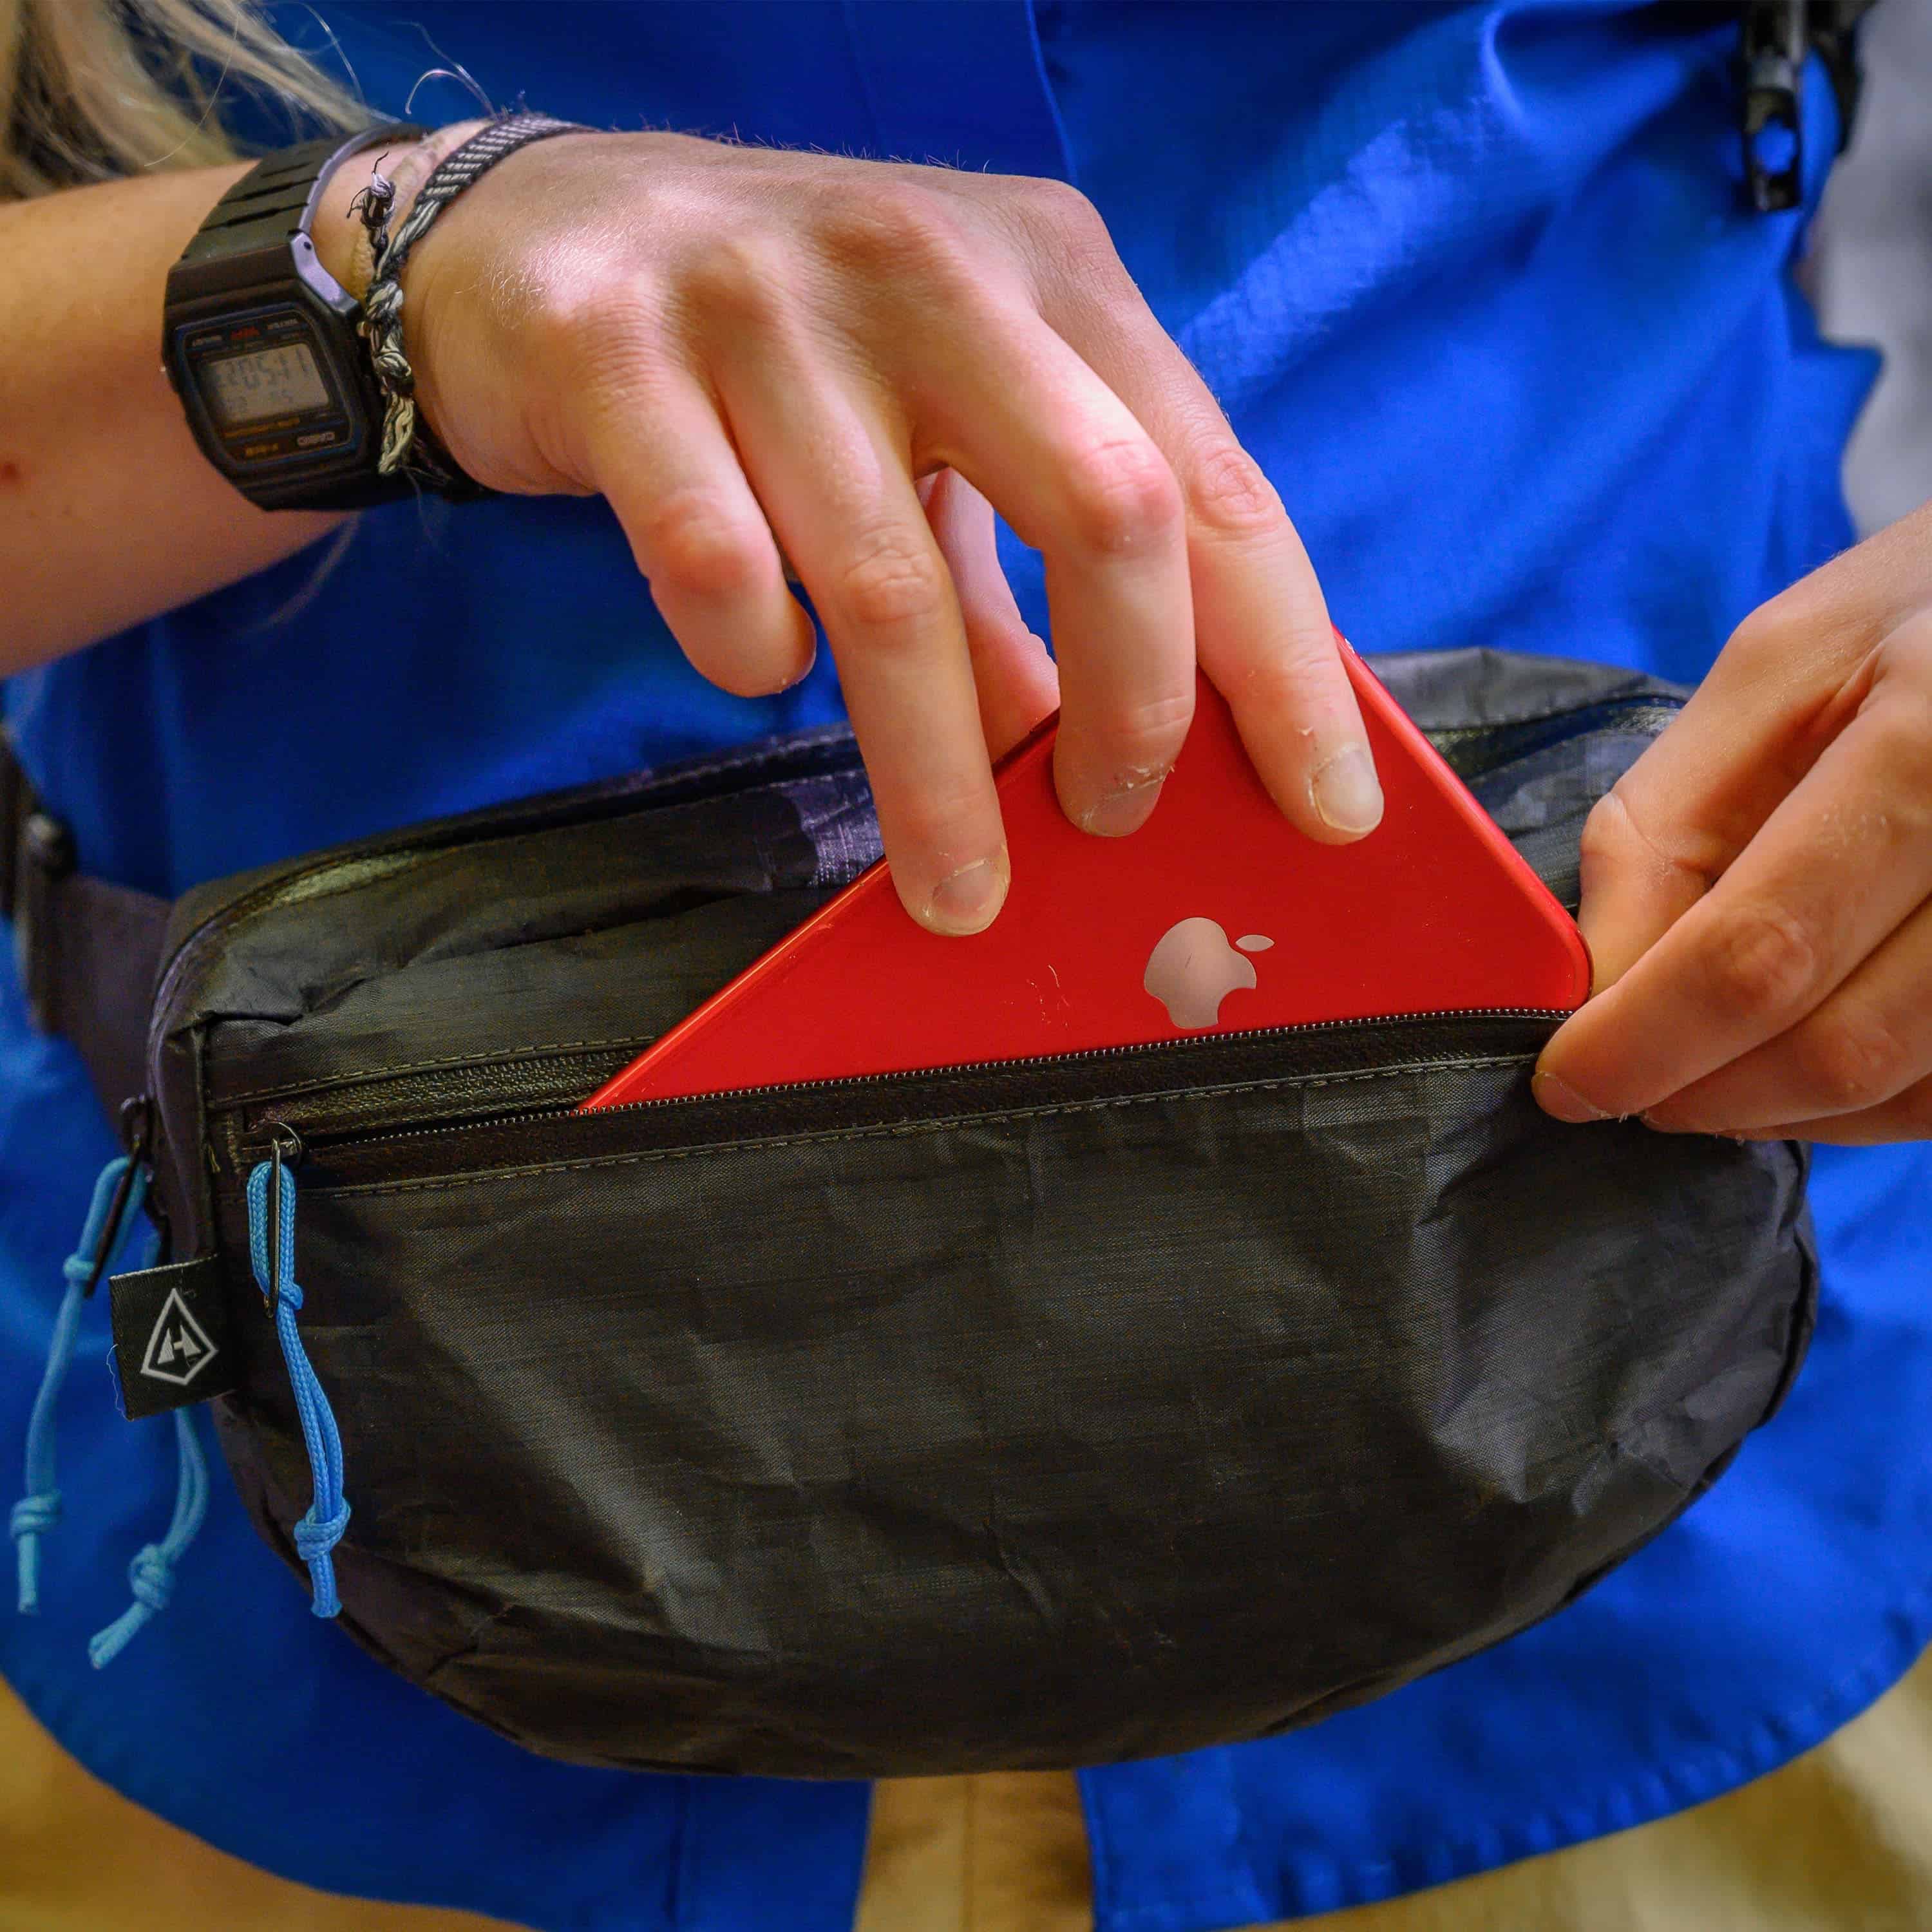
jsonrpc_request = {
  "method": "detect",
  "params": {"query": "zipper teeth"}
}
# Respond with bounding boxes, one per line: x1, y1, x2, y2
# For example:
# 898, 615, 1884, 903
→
252, 1006, 1570, 1159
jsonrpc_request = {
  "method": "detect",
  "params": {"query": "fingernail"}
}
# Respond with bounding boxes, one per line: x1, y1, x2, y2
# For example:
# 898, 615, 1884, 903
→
1642, 1109, 1730, 1138
1311, 744, 1384, 835
1079, 772, 1166, 839
1533, 1070, 1612, 1124
923, 854, 1006, 934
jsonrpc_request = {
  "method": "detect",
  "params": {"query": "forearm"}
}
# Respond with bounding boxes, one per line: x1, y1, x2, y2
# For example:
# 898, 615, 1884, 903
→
0, 166, 346, 674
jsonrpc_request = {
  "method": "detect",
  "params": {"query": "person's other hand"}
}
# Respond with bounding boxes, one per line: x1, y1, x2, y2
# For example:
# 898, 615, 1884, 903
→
381, 130, 1382, 932
1535, 500, 1932, 1144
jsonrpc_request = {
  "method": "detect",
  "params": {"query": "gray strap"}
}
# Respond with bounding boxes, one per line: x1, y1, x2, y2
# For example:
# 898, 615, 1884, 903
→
1, 729, 169, 1126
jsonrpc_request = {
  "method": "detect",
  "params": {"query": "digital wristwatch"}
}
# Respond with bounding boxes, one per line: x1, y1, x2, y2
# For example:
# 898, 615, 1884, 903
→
162, 124, 437, 512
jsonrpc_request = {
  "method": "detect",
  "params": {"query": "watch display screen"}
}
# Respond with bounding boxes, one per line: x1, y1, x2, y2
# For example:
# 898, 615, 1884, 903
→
200, 342, 334, 426
174, 301, 361, 475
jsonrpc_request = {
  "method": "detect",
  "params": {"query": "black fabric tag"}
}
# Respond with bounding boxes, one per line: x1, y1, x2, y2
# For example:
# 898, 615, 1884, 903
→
109, 1255, 236, 1418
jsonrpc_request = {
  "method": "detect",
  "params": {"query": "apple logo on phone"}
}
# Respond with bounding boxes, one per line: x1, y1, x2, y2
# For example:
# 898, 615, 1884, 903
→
1144, 919, 1276, 1029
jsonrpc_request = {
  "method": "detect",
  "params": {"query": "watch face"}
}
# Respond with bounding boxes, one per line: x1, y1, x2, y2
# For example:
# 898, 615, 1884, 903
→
174, 302, 363, 474
200, 339, 333, 427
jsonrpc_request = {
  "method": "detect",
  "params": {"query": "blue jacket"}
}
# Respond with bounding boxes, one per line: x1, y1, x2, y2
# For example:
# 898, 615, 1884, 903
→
6, 6, 1924, 1928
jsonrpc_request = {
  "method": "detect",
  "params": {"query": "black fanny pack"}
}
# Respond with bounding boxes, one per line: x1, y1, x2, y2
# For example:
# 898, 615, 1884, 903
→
6, 649, 1815, 1779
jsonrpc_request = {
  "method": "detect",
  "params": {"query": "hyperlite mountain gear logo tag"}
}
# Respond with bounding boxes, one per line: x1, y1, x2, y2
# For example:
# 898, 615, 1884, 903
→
140, 1287, 218, 1387
110, 1255, 235, 1418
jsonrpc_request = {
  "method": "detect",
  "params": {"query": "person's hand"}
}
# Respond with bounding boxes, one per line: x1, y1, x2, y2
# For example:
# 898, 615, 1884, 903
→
348, 129, 1383, 933
1535, 500, 1932, 1144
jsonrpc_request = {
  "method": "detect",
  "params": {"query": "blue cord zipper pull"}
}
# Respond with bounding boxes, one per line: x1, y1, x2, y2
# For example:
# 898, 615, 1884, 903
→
11, 1156, 153, 1616
246, 1127, 352, 1618
15, 1111, 218, 1666
86, 1408, 209, 1668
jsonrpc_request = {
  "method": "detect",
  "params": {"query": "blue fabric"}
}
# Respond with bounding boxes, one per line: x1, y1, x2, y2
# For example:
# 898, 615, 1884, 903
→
3, 5, 1918, 1929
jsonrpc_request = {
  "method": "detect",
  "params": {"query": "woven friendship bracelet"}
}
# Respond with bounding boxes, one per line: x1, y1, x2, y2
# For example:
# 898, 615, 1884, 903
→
359, 111, 596, 491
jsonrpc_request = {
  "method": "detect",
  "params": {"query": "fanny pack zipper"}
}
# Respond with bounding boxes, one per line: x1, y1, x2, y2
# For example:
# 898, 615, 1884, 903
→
156, 688, 1680, 1150
227, 1006, 1571, 1188
175, 687, 1684, 1197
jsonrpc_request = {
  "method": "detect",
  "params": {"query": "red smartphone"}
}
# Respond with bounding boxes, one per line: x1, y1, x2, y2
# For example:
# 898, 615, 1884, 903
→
582, 636, 1589, 1109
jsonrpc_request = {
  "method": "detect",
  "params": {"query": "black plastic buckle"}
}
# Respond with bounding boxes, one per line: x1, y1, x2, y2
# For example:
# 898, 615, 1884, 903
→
1741, 0, 1807, 214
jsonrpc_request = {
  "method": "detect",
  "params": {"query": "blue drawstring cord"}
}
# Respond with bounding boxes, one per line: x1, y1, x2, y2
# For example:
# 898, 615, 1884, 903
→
11, 1157, 151, 1616
246, 1157, 350, 1616
12, 1148, 350, 1649
86, 1408, 209, 1668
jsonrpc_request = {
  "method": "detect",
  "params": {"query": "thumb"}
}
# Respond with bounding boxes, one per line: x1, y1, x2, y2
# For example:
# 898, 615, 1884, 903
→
1576, 506, 1932, 992
1569, 625, 1850, 995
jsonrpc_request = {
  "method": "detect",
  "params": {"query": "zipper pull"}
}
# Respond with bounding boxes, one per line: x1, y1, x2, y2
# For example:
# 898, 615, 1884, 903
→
118, 1094, 153, 1166
73, 1097, 158, 1301
261, 1122, 303, 1317
244, 1125, 350, 1618
115, 1093, 174, 1269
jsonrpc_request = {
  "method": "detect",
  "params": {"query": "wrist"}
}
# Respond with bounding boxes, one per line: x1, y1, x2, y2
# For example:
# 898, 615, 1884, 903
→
312, 120, 489, 301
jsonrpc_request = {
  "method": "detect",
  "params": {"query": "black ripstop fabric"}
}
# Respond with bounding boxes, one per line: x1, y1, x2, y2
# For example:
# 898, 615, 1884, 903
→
138, 650, 1815, 1778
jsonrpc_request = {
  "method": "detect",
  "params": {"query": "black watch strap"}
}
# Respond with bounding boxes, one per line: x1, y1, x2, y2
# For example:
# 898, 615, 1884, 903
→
175, 124, 425, 274
166, 122, 478, 513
